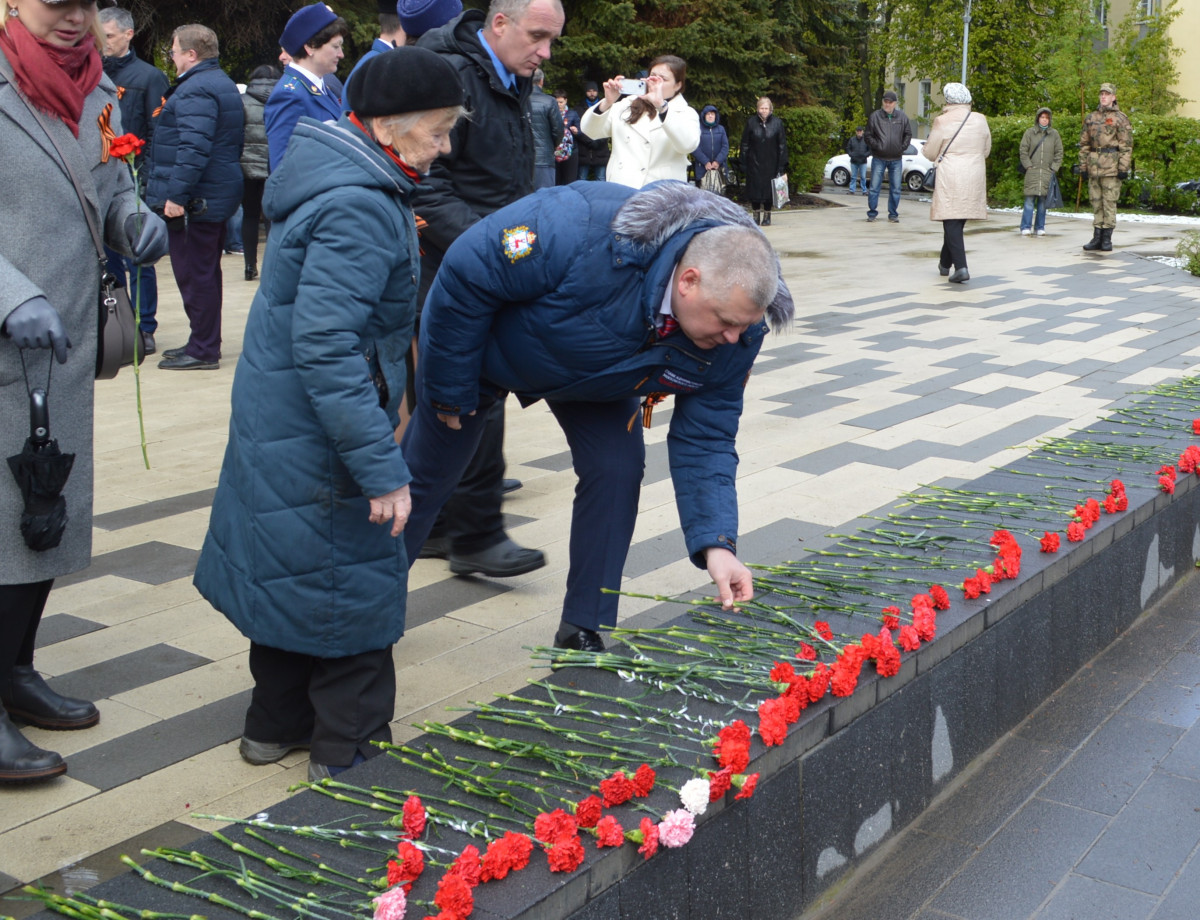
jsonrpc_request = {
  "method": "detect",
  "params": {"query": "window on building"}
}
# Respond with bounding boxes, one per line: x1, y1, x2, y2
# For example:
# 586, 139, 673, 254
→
1092, 0, 1106, 25
919, 80, 932, 118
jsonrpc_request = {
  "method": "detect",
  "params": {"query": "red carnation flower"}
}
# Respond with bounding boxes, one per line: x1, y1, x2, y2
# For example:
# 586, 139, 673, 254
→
707, 766, 733, 800
1040, 532, 1060, 553
757, 697, 789, 746
714, 720, 753, 772
873, 630, 901, 677
389, 840, 425, 893
814, 620, 833, 641
1103, 494, 1117, 514
480, 832, 533, 882
769, 660, 797, 684
595, 815, 625, 848
1110, 478, 1126, 495
929, 585, 950, 611
1067, 521, 1085, 541
402, 795, 426, 839
881, 605, 901, 629
963, 576, 982, 599
545, 834, 585, 873
860, 631, 881, 658
797, 642, 817, 660
599, 771, 634, 808
734, 772, 759, 800
911, 593, 933, 613
574, 795, 602, 829
534, 809, 577, 843
631, 763, 656, 797
636, 817, 659, 860
898, 624, 921, 651
806, 662, 831, 702
1193, 419, 1200, 435
975, 568, 992, 594
1160, 475, 1176, 494
434, 871, 474, 918
1116, 493, 1128, 511
830, 646, 864, 697
913, 607, 936, 642
448, 844, 481, 888
109, 132, 145, 160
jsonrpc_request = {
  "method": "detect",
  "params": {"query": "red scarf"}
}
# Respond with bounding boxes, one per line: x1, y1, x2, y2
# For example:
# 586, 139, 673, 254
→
0, 18, 102, 137
349, 112, 421, 181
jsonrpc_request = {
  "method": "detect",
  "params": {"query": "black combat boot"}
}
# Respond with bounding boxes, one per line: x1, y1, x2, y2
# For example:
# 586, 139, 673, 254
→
1082, 226, 1103, 251
1099, 227, 1113, 251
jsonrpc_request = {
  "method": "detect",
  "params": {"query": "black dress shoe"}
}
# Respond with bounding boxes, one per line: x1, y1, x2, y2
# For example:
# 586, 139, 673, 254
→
448, 537, 546, 577
139, 331, 156, 356
501, 478, 523, 494
938, 262, 951, 276
553, 627, 606, 652
948, 268, 970, 284
1, 666, 99, 730
158, 353, 219, 370
163, 345, 187, 359
245, 265, 259, 281
418, 536, 449, 560
0, 709, 66, 784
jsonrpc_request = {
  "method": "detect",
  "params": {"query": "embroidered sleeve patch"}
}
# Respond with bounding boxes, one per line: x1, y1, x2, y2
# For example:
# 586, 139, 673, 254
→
501, 226, 537, 263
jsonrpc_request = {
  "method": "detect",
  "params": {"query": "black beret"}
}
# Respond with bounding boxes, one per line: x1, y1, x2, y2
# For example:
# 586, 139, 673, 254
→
347, 46, 466, 118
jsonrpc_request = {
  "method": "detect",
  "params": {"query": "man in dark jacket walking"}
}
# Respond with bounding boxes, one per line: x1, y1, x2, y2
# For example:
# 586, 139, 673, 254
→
411, 0, 563, 578
864, 90, 911, 222
530, 68, 563, 189
401, 182, 794, 651
844, 126, 870, 195
99, 7, 168, 356
146, 24, 243, 370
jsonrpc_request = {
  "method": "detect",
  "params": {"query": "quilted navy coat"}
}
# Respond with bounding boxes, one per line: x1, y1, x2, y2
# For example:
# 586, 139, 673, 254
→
421, 180, 791, 566
194, 116, 418, 657
145, 57, 243, 222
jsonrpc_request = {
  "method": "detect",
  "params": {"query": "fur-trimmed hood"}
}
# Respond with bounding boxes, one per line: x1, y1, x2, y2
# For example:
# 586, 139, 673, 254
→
611, 182, 794, 332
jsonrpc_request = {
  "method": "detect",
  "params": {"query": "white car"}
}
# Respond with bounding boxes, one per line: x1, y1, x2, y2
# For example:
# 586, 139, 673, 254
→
824, 138, 934, 192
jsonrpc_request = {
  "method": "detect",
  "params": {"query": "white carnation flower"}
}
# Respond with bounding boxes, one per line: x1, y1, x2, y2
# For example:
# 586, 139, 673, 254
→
679, 777, 710, 815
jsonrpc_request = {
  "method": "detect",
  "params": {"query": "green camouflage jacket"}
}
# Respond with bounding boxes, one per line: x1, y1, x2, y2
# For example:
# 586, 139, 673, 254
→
1080, 103, 1132, 178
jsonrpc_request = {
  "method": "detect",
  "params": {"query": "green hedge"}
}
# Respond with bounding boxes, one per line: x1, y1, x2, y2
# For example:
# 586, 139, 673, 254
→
985, 113, 1200, 213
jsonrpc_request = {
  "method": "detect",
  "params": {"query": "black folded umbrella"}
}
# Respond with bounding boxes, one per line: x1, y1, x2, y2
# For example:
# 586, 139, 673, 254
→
7, 387, 74, 552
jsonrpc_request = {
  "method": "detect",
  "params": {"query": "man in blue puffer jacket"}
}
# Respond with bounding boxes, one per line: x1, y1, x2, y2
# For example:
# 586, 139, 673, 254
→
402, 181, 794, 651
145, 24, 243, 370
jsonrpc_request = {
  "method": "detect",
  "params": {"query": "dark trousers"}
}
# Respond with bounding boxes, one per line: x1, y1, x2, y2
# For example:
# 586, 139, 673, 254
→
244, 642, 395, 766
403, 389, 644, 631
416, 247, 508, 554
940, 218, 968, 271
168, 220, 225, 362
242, 178, 267, 270
104, 247, 158, 334
0, 580, 53, 682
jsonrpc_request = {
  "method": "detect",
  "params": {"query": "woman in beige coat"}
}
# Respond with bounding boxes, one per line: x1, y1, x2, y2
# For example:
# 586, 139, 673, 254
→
579, 54, 700, 189
925, 82, 990, 283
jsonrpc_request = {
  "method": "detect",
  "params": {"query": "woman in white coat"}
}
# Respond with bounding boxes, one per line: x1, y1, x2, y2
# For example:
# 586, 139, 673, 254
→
925, 82, 990, 284
579, 54, 700, 189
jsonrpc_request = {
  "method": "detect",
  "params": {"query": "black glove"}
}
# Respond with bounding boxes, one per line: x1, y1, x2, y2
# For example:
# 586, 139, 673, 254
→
3, 296, 70, 364
125, 210, 169, 264
1117, 170, 1128, 181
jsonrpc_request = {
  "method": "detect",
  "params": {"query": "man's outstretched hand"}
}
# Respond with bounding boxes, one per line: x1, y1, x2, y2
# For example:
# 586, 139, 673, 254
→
705, 546, 754, 610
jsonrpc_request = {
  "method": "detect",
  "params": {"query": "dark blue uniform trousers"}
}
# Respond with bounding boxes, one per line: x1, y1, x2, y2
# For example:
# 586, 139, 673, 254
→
402, 386, 645, 632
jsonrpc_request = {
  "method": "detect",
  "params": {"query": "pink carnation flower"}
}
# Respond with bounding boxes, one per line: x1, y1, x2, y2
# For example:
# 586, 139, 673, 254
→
658, 809, 695, 849
373, 887, 407, 920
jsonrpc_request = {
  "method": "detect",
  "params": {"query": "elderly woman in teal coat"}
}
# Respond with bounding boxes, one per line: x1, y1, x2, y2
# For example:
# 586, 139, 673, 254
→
194, 48, 466, 781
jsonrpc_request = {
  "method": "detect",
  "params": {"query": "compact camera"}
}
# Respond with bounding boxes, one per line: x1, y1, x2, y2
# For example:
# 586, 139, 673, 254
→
618, 78, 646, 96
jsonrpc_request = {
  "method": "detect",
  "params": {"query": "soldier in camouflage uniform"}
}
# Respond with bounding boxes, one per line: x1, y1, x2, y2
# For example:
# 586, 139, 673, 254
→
1079, 82, 1132, 252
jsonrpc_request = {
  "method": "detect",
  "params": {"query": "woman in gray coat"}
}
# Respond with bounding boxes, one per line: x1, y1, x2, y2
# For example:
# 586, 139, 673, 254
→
0, 0, 166, 784
240, 63, 279, 281
1018, 107, 1063, 236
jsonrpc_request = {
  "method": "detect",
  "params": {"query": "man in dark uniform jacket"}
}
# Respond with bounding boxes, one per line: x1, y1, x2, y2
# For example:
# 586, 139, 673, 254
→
99, 6, 168, 356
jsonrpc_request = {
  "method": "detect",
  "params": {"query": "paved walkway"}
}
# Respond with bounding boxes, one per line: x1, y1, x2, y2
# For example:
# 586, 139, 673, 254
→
3, 190, 1200, 919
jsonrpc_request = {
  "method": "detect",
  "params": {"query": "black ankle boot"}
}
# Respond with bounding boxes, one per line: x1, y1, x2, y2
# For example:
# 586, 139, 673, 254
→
753, 208, 762, 225
0, 707, 66, 783
1082, 227, 1103, 251
1, 665, 99, 730
762, 211, 771, 226
1099, 227, 1113, 251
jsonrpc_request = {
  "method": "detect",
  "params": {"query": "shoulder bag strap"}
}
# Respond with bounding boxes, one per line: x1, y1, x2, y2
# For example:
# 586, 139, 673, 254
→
935, 111, 973, 163
9, 83, 108, 264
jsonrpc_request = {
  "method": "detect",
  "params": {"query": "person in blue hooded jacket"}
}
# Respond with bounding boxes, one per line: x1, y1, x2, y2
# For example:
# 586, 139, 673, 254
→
401, 181, 794, 652
691, 104, 728, 190
194, 48, 466, 783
